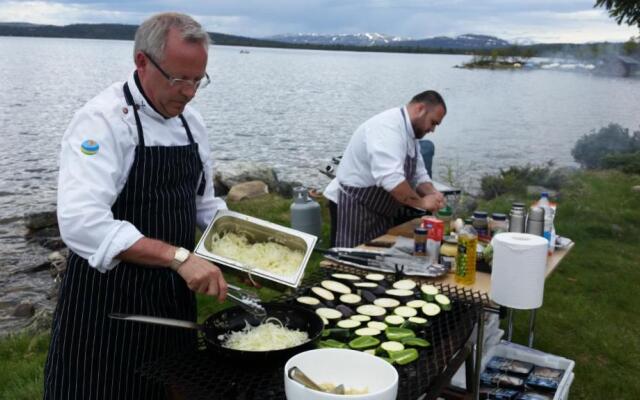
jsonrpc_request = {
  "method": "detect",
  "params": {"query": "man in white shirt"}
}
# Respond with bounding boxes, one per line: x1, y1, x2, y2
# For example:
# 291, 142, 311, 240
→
44, 13, 227, 399
324, 90, 447, 248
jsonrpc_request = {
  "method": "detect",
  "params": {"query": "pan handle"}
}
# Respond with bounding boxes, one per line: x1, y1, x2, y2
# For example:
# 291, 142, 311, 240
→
109, 313, 203, 331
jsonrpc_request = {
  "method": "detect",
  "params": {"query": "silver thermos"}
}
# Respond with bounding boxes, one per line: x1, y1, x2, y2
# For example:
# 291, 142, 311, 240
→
290, 186, 322, 242
526, 206, 545, 237
508, 202, 526, 233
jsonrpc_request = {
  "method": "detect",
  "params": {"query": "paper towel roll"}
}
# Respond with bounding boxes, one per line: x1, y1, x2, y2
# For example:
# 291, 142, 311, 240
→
490, 232, 548, 309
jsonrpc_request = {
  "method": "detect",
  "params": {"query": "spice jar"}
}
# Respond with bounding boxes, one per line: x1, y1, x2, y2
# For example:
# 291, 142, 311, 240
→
472, 211, 490, 242
440, 236, 457, 273
490, 213, 508, 237
414, 226, 427, 256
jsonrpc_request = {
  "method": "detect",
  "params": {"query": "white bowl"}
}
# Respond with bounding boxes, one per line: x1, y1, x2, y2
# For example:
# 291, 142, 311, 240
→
284, 348, 398, 400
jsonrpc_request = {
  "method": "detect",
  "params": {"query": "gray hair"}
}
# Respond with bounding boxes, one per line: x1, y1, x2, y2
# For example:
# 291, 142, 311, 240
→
134, 12, 210, 62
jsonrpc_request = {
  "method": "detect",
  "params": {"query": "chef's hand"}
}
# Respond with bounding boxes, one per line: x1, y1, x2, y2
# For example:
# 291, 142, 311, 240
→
420, 193, 446, 212
177, 255, 228, 302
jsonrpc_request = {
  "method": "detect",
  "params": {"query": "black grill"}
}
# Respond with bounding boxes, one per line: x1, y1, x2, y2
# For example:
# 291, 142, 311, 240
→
139, 266, 487, 399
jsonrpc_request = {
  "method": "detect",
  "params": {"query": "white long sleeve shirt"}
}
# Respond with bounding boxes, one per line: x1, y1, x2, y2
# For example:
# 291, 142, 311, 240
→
57, 72, 226, 273
324, 106, 431, 203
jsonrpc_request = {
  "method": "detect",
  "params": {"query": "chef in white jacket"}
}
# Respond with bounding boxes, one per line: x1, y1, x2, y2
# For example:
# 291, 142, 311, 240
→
44, 13, 228, 400
324, 90, 447, 248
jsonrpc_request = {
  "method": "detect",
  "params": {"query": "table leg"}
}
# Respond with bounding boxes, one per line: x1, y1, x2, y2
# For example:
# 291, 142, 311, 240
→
473, 309, 486, 400
527, 309, 537, 347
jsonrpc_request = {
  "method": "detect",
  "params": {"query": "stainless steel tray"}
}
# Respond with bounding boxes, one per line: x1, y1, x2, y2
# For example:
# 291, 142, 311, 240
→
194, 209, 317, 287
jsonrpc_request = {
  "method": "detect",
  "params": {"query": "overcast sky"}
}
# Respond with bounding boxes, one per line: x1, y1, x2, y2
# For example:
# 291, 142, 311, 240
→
0, 0, 637, 43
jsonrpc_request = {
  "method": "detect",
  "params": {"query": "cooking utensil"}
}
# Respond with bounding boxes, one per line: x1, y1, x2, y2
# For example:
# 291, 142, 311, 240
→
226, 283, 266, 317
109, 303, 323, 365
287, 366, 346, 394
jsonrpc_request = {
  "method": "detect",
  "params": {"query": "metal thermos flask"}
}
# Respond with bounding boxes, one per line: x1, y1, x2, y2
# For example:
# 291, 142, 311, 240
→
508, 202, 526, 233
526, 206, 545, 236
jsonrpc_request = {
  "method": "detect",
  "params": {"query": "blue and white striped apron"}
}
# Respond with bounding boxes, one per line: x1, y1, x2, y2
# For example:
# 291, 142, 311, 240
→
44, 82, 205, 400
336, 108, 417, 248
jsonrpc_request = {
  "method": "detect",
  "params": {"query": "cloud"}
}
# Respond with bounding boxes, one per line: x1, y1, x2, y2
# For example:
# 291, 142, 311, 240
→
0, 0, 637, 43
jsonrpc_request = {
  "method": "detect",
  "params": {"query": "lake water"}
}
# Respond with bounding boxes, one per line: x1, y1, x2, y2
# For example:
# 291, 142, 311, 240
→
1, 37, 639, 334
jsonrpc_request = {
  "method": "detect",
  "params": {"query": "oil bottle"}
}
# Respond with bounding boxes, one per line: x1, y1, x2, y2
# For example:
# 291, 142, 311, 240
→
455, 218, 477, 285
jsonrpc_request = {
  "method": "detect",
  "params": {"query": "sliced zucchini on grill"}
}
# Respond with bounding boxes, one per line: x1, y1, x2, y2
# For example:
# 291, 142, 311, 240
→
350, 314, 371, 322
394, 306, 418, 318
406, 299, 428, 309
384, 315, 405, 326
420, 284, 439, 301
392, 279, 417, 291
336, 319, 361, 329
402, 316, 428, 330
379, 341, 405, 355
434, 294, 452, 311
321, 280, 352, 294
355, 327, 381, 337
367, 321, 388, 331
353, 282, 378, 289
311, 286, 335, 303
421, 303, 441, 317
373, 297, 400, 309
385, 289, 414, 299
365, 273, 386, 282
331, 273, 361, 282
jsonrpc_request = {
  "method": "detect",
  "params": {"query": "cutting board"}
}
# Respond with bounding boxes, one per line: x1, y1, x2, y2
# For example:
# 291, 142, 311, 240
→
386, 218, 423, 238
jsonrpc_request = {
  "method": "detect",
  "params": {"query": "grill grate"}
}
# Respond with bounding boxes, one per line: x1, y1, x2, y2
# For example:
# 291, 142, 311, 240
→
139, 266, 487, 399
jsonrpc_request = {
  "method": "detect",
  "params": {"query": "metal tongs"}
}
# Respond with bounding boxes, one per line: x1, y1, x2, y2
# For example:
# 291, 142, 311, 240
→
227, 284, 266, 317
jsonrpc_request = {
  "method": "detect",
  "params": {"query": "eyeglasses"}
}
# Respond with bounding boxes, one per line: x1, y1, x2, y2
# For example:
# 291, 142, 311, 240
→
144, 52, 210, 90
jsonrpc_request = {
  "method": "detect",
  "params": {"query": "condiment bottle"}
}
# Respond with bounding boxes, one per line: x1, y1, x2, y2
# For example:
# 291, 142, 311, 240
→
472, 211, 490, 242
455, 219, 477, 285
490, 213, 508, 237
440, 236, 457, 273
437, 206, 453, 236
413, 226, 427, 257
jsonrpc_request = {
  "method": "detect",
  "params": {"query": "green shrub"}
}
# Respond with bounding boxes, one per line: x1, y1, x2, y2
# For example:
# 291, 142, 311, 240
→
480, 162, 559, 199
602, 151, 640, 174
571, 124, 640, 169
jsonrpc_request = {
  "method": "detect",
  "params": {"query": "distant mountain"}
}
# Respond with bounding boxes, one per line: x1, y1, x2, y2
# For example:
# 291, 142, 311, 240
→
268, 32, 409, 47
269, 32, 510, 50
393, 34, 510, 50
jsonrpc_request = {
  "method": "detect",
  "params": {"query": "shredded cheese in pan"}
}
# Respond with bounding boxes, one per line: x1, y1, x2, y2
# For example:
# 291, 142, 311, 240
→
221, 318, 309, 351
210, 232, 303, 277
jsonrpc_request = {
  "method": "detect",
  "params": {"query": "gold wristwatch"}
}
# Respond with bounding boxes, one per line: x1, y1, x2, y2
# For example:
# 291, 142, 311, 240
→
170, 247, 190, 271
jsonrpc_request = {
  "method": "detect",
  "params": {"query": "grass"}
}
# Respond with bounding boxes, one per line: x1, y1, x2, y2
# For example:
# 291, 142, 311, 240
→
1, 171, 639, 399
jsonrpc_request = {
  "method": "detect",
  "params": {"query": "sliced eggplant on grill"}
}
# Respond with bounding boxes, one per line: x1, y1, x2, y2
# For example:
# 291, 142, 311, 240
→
311, 286, 335, 305
339, 293, 362, 306
331, 273, 362, 282
359, 289, 378, 304
365, 273, 386, 282
321, 280, 352, 295
367, 321, 388, 331
356, 304, 386, 318
316, 307, 342, 321
335, 304, 355, 318
353, 281, 378, 289
373, 297, 400, 309
295, 296, 321, 308
392, 279, 417, 291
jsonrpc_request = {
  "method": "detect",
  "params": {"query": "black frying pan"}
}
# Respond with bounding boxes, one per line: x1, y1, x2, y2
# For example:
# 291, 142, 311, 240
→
110, 302, 324, 365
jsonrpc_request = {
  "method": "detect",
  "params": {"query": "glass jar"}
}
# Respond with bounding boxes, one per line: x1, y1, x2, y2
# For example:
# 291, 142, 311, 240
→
440, 236, 457, 273
414, 227, 427, 256
490, 212, 508, 238
472, 211, 490, 242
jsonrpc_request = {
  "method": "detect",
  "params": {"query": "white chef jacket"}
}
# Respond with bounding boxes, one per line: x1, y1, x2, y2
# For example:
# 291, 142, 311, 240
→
57, 72, 227, 273
323, 106, 431, 203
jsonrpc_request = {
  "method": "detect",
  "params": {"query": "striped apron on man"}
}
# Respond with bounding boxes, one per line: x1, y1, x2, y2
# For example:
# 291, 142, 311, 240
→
44, 82, 205, 400
336, 108, 418, 248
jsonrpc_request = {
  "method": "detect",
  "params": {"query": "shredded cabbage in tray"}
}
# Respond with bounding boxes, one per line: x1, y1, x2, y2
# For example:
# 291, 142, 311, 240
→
209, 232, 303, 277
221, 318, 309, 351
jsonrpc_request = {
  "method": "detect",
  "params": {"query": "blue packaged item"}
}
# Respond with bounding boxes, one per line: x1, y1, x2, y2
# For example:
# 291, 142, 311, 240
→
479, 387, 520, 399
525, 366, 564, 392
487, 356, 534, 376
480, 371, 525, 390
516, 392, 553, 400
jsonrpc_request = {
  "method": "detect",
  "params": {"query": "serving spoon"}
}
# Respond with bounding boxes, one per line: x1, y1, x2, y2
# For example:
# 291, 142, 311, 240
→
288, 366, 345, 394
